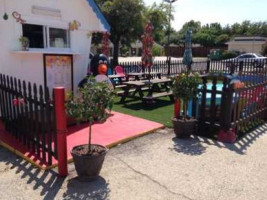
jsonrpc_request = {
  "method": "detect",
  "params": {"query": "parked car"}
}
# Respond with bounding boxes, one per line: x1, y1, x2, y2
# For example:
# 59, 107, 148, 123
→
224, 53, 267, 68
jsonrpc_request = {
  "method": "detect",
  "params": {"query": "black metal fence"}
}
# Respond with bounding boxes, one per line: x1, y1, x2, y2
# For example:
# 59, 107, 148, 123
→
209, 59, 267, 80
118, 59, 208, 77
118, 58, 267, 78
0, 74, 57, 165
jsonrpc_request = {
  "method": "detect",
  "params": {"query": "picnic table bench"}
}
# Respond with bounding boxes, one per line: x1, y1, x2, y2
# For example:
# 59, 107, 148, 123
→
118, 78, 173, 103
142, 91, 173, 100
126, 72, 162, 81
108, 74, 126, 86
143, 79, 174, 102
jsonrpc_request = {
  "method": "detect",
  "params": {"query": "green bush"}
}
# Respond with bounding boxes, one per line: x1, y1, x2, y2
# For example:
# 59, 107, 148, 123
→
152, 45, 164, 56
209, 49, 223, 60
221, 50, 239, 59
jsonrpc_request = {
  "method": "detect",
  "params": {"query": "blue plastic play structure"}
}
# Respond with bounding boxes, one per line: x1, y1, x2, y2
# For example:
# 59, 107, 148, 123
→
187, 83, 223, 117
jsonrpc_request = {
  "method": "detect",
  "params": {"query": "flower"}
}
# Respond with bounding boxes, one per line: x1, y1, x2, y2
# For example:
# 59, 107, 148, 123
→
12, 97, 26, 106
13, 99, 18, 106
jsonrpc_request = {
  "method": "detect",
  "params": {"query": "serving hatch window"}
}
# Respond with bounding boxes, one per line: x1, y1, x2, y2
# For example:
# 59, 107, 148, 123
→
49, 27, 70, 48
22, 24, 44, 48
22, 24, 70, 49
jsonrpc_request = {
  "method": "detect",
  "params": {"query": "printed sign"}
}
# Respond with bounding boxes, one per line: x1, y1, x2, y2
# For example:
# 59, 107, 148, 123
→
44, 54, 73, 94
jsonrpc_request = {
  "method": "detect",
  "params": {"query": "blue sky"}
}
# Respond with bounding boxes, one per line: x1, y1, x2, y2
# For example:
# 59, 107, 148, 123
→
144, 0, 267, 30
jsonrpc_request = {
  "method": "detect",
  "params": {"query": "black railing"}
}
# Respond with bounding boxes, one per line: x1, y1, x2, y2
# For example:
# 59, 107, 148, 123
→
117, 58, 267, 78
0, 74, 57, 165
209, 59, 267, 79
117, 59, 208, 77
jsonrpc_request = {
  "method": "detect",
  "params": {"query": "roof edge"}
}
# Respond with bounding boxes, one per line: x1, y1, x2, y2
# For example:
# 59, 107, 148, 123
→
86, 0, 110, 32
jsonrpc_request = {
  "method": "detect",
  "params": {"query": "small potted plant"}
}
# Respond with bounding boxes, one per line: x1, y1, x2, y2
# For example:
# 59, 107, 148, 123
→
66, 76, 115, 181
172, 73, 201, 138
19, 36, 29, 51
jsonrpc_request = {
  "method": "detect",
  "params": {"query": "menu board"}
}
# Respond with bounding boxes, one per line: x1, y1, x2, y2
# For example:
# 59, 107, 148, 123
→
44, 54, 73, 94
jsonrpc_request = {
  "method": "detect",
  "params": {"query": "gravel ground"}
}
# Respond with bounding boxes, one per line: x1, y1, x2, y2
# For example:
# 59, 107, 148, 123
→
1, 124, 267, 200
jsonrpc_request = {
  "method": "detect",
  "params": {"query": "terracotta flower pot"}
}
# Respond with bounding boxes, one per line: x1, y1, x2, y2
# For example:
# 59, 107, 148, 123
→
71, 144, 108, 181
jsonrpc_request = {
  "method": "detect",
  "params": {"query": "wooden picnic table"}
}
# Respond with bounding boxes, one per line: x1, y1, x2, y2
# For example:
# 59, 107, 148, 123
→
126, 72, 162, 81
118, 78, 173, 103
108, 74, 126, 86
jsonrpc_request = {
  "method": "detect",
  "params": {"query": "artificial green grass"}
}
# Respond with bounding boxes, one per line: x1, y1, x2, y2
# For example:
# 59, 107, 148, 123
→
112, 95, 174, 128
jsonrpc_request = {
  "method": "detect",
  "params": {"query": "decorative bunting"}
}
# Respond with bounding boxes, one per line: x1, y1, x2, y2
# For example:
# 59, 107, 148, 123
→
3, 13, 8, 20
3, 0, 8, 20
69, 20, 81, 31
12, 11, 26, 24
141, 22, 154, 68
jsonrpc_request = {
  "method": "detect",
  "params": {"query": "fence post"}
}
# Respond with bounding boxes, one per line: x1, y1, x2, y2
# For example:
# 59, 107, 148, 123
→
54, 87, 68, 176
167, 57, 171, 75
206, 60, 210, 73
218, 81, 236, 143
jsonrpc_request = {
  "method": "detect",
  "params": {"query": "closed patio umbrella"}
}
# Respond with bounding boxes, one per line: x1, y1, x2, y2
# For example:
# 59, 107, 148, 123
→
182, 29, 193, 73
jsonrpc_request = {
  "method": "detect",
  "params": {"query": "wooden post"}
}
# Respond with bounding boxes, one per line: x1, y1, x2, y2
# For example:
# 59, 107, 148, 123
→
206, 60, 210, 73
218, 78, 236, 143
174, 99, 180, 118
54, 87, 68, 177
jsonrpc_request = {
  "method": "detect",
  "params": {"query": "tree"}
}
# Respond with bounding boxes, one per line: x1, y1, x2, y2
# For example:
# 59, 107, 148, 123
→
152, 43, 164, 56
215, 34, 229, 46
167, 30, 184, 47
177, 20, 267, 48
179, 20, 201, 36
96, 0, 144, 66
194, 32, 216, 47
144, 2, 169, 44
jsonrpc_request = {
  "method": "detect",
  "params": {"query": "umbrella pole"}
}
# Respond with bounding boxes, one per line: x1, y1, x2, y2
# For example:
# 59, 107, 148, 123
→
148, 66, 151, 92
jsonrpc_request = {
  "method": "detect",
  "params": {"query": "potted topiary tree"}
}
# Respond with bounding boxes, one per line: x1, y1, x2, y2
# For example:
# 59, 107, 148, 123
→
66, 76, 115, 181
172, 73, 201, 138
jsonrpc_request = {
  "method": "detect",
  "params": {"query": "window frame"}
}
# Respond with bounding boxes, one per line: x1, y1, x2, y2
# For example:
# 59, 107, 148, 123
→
47, 26, 71, 50
22, 23, 71, 50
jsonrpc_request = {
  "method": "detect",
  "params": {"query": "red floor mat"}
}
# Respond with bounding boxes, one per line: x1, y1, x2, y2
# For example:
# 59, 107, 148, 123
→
0, 112, 164, 168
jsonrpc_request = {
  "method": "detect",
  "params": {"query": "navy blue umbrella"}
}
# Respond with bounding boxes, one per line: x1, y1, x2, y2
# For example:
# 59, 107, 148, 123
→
182, 29, 193, 72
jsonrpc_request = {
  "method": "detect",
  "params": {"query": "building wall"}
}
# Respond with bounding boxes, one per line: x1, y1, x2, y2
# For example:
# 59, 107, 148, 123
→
0, 0, 106, 92
227, 42, 265, 54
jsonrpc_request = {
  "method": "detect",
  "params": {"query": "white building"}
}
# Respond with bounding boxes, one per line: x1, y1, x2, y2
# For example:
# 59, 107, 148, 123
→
0, 0, 110, 92
226, 36, 267, 54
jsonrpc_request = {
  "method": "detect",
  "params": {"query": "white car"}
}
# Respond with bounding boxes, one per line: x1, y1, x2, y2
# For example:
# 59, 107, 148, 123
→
225, 53, 267, 68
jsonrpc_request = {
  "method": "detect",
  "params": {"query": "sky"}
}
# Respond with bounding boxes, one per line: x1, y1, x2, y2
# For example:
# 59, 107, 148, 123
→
144, 0, 267, 31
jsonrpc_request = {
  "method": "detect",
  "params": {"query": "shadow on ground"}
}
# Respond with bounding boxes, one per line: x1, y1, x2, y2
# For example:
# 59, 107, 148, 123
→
0, 147, 111, 199
191, 123, 267, 155
63, 176, 110, 200
170, 137, 207, 156
0, 147, 65, 200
